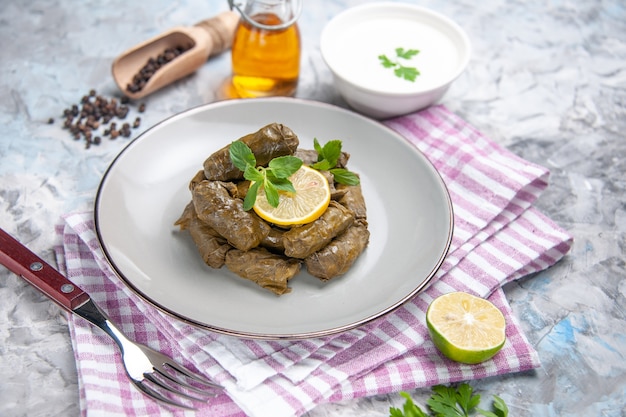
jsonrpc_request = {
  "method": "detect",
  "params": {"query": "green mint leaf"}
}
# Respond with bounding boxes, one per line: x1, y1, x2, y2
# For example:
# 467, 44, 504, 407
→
313, 138, 324, 158
243, 181, 261, 211
264, 180, 280, 208
311, 160, 332, 171
243, 165, 264, 182
395, 66, 420, 82
268, 155, 302, 178
229, 140, 256, 171
321, 139, 342, 167
396, 47, 420, 59
378, 54, 396, 68
270, 176, 296, 193
330, 168, 360, 185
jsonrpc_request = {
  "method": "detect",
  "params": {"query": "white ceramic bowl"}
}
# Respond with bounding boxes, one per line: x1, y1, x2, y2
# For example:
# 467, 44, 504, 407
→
320, 2, 471, 119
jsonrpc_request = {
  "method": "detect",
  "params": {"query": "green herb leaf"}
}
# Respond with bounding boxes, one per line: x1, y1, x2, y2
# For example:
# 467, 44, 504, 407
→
320, 139, 342, 167
264, 180, 280, 208
396, 47, 420, 59
229, 140, 256, 171
229, 141, 301, 209
395, 66, 420, 82
389, 384, 509, 417
244, 164, 264, 182
379, 47, 421, 83
477, 395, 508, 417
379, 54, 396, 68
243, 181, 261, 211
270, 176, 297, 193
310, 159, 332, 171
389, 392, 429, 417
309, 138, 360, 186
330, 168, 360, 185
428, 385, 465, 417
268, 155, 302, 178
456, 383, 481, 416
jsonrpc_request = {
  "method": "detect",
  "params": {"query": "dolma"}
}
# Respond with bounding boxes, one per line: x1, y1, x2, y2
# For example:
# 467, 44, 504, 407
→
261, 226, 286, 254
189, 170, 206, 191
336, 180, 367, 220
192, 180, 270, 251
225, 247, 301, 295
174, 202, 231, 268
282, 201, 354, 259
318, 169, 346, 201
203, 123, 299, 181
304, 220, 370, 281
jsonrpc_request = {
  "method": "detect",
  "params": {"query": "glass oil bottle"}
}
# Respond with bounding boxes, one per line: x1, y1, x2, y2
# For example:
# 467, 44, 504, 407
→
228, 0, 301, 97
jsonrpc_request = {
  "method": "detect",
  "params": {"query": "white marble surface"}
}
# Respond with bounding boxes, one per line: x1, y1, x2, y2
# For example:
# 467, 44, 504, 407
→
1, 0, 625, 416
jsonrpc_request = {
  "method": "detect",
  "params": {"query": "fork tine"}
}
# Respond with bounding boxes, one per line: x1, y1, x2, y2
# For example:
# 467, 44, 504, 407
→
133, 379, 195, 410
161, 360, 224, 390
153, 367, 217, 396
143, 371, 210, 402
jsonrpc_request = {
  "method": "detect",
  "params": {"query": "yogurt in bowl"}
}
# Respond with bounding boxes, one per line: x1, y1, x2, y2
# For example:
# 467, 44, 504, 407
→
321, 2, 471, 119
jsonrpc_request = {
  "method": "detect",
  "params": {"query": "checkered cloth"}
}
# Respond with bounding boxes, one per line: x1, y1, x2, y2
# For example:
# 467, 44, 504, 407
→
54, 105, 572, 417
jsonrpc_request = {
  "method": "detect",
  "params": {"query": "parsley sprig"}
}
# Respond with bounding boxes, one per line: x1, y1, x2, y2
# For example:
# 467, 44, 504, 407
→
389, 383, 509, 417
379, 47, 421, 82
229, 141, 302, 210
310, 138, 360, 186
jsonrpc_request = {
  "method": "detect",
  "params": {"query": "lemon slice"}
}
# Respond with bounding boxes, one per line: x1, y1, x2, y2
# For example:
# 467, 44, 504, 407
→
426, 292, 506, 364
253, 165, 331, 226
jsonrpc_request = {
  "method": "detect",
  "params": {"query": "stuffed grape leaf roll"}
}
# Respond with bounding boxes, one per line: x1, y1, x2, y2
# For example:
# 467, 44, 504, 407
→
336, 180, 367, 220
304, 220, 370, 281
225, 247, 301, 295
192, 180, 270, 251
174, 202, 231, 268
282, 201, 355, 259
203, 123, 299, 181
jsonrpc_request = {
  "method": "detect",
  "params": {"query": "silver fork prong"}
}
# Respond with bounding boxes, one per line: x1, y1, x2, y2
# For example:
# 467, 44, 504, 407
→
133, 380, 195, 410
71, 299, 223, 409
162, 360, 224, 390
153, 367, 216, 396
143, 371, 210, 402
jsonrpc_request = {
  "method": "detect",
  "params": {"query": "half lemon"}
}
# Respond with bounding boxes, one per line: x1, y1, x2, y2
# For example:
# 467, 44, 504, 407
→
253, 165, 331, 226
426, 292, 506, 364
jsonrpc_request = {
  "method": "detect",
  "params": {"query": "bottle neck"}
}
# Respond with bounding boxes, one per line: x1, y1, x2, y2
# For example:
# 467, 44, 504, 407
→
228, 0, 301, 31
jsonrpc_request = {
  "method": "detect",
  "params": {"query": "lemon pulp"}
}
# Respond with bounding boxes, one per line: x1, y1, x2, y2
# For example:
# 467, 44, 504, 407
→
253, 165, 331, 226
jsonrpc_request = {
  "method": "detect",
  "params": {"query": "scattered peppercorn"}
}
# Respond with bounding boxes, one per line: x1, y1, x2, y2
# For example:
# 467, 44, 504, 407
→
126, 45, 192, 93
53, 89, 146, 149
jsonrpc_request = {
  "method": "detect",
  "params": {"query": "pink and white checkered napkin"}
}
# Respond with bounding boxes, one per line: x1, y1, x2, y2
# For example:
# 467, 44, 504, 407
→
54, 105, 573, 417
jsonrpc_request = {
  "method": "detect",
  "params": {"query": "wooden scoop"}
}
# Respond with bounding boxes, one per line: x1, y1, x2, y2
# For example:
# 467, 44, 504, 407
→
112, 11, 240, 100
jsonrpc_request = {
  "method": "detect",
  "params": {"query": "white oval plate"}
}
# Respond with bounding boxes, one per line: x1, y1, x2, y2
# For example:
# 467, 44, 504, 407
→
94, 98, 453, 339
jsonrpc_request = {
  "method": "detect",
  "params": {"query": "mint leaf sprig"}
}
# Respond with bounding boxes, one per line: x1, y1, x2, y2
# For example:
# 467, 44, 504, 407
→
229, 141, 302, 210
389, 383, 509, 417
379, 47, 421, 82
310, 138, 360, 186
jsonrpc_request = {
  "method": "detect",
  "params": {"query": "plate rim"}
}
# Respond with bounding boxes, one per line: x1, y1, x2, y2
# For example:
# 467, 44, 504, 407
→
94, 97, 454, 340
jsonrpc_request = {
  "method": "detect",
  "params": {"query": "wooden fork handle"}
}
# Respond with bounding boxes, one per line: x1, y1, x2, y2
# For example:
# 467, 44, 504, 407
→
0, 228, 90, 311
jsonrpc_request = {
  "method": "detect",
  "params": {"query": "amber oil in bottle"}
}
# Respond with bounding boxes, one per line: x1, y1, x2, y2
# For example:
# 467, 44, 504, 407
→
230, 3, 301, 97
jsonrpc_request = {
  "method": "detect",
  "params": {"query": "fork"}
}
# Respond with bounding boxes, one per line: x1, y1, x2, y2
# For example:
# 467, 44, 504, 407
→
0, 227, 223, 409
